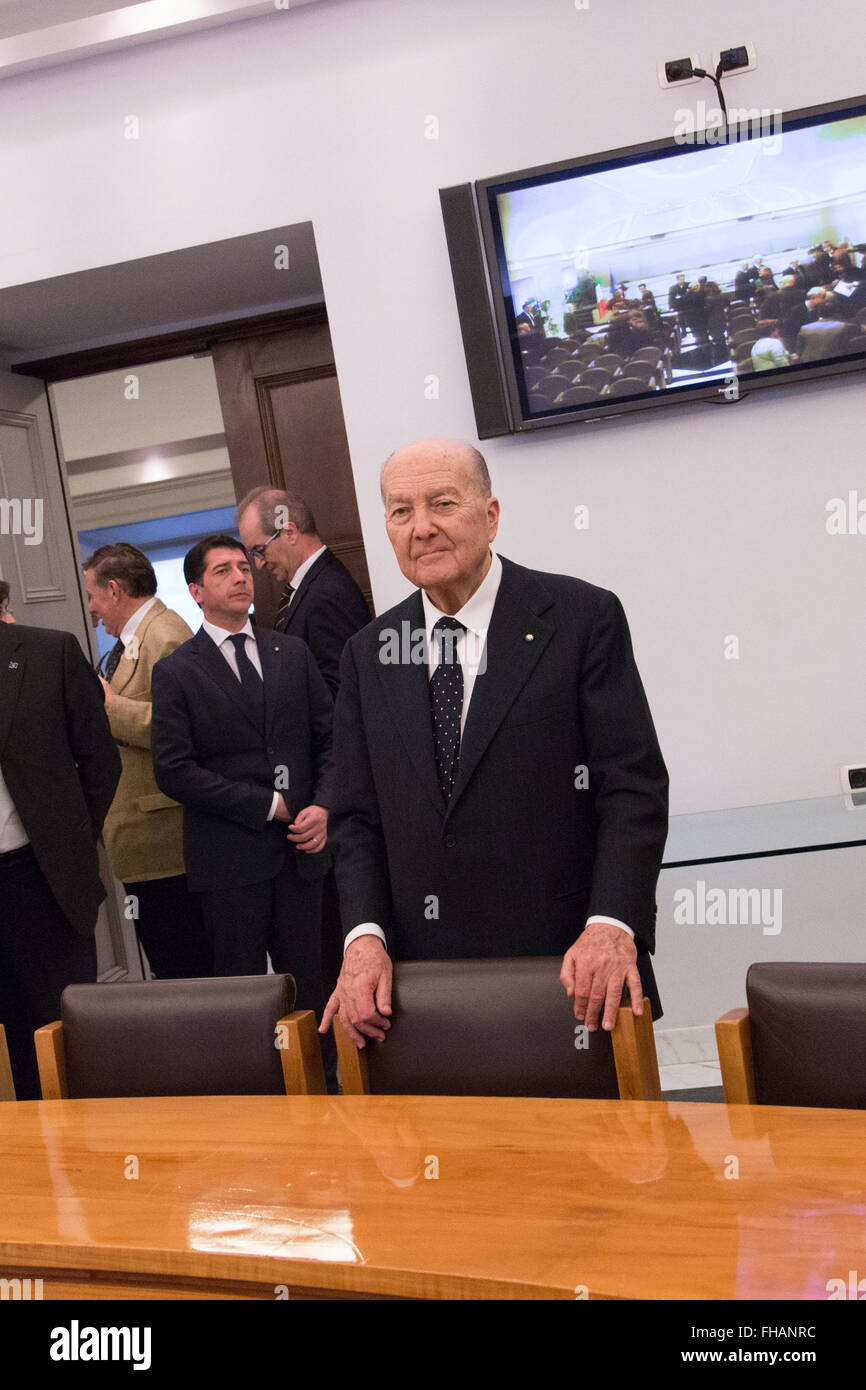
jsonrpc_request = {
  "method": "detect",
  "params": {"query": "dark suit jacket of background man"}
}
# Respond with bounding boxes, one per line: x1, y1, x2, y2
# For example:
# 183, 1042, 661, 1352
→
330, 555, 669, 1016
273, 547, 371, 698
0, 623, 120, 934
150, 626, 335, 892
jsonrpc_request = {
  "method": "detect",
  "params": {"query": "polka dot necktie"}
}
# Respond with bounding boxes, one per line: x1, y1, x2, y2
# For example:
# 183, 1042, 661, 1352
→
430, 616, 465, 801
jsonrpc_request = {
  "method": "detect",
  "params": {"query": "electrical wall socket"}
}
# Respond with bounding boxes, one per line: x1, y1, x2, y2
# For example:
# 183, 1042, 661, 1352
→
658, 55, 702, 89
711, 42, 757, 75
840, 763, 866, 810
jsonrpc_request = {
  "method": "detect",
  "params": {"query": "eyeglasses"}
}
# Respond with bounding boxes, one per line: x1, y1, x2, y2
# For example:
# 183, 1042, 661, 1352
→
248, 529, 281, 562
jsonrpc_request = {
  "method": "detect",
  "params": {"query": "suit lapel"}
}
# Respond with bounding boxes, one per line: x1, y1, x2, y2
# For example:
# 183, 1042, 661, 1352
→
376, 591, 445, 818
255, 629, 283, 738
282, 551, 326, 634
112, 598, 165, 696
445, 558, 555, 820
0, 626, 24, 756
191, 626, 264, 734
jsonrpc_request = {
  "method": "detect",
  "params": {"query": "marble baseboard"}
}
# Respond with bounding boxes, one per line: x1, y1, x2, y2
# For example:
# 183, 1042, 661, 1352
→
660, 1061, 723, 1091
655, 1025, 722, 1091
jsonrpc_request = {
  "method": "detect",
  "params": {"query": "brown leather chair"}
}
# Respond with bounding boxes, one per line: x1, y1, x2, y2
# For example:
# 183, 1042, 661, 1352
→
335, 957, 661, 1100
715, 962, 866, 1108
0, 1025, 15, 1101
34, 974, 325, 1099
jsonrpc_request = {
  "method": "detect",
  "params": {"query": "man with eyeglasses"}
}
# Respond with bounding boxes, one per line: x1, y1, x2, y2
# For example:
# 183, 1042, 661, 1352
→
237, 488, 371, 699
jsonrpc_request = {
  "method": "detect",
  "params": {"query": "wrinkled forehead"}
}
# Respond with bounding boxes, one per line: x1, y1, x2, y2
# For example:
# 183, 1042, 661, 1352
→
382, 451, 479, 504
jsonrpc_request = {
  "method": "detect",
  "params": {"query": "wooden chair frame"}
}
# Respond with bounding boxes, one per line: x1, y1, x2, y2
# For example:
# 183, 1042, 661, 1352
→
335, 1000, 662, 1101
34, 1010, 325, 1100
714, 1008, 756, 1104
0, 1024, 15, 1101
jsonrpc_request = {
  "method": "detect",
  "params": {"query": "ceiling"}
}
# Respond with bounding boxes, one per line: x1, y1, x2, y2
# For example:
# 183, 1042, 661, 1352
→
0, 0, 331, 75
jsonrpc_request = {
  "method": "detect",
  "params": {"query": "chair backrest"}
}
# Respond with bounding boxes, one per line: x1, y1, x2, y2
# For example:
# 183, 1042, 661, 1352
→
747, 962, 866, 1109
57, 975, 297, 1098
342, 957, 636, 1099
0, 1025, 14, 1101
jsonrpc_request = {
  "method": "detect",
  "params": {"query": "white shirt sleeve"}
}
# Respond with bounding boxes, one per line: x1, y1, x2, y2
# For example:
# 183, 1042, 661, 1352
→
586, 915, 635, 941
344, 923, 388, 952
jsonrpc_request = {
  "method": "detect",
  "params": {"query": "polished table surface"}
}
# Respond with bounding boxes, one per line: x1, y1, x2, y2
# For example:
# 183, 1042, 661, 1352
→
0, 1095, 864, 1300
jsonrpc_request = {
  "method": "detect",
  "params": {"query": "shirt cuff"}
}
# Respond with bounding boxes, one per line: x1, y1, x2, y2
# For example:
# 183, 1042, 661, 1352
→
267, 792, 280, 822
344, 923, 387, 953
586, 915, 635, 941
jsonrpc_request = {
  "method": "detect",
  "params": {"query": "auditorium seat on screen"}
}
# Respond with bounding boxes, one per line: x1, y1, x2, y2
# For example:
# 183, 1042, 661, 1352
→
579, 367, 612, 392
533, 375, 565, 398
605, 375, 655, 397
334, 957, 662, 1100
0, 1025, 14, 1101
592, 353, 624, 374
616, 359, 657, 387
34, 975, 326, 1099
554, 385, 600, 406
715, 962, 866, 1108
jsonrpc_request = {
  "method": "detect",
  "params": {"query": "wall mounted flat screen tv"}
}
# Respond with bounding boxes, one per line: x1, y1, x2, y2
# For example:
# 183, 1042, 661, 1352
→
441, 96, 866, 436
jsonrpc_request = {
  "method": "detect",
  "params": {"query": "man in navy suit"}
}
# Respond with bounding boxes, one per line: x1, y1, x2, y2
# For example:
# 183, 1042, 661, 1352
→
237, 488, 371, 699
320, 439, 668, 1049
151, 536, 335, 1047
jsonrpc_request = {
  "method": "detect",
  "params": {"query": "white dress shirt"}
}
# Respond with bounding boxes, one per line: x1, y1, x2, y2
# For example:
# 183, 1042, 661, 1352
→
344, 551, 633, 951
286, 545, 326, 603
119, 594, 158, 649
0, 765, 28, 851
201, 617, 280, 821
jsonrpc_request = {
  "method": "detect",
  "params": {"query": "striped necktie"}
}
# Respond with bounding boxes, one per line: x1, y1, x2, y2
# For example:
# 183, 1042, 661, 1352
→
103, 639, 125, 682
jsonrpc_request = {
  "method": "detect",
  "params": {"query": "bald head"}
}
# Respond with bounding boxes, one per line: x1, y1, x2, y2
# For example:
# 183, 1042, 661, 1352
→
380, 437, 499, 614
380, 438, 491, 503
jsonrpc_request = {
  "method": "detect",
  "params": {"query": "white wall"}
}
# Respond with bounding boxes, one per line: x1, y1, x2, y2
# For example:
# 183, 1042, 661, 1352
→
1, 0, 864, 822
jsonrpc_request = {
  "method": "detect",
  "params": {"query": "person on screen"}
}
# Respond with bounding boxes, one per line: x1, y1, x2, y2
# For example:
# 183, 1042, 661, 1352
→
668, 274, 688, 327
515, 300, 545, 338
734, 264, 753, 299
776, 276, 810, 351
637, 284, 661, 328
684, 283, 708, 344
750, 324, 790, 371
794, 303, 861, 363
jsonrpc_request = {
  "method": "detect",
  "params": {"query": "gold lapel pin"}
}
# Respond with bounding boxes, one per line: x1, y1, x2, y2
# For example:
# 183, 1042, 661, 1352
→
525, 633, 534, 641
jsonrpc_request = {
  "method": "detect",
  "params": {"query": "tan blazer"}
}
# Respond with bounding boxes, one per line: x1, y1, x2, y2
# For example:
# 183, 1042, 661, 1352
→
102, 598, 193, 883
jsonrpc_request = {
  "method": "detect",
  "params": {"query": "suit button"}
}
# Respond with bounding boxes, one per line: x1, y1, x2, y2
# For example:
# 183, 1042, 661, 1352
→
444, 833, 457, 848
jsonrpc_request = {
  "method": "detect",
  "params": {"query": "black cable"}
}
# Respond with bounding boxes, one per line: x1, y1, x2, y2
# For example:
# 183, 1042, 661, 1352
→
692, 61, 729, 140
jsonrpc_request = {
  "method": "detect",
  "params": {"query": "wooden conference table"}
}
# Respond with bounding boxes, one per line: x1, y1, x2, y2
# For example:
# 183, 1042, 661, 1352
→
0, 1094, 863, 1300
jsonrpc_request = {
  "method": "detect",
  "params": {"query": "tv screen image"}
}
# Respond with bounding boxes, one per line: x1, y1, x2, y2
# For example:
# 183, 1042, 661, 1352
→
445, 97, 866, 434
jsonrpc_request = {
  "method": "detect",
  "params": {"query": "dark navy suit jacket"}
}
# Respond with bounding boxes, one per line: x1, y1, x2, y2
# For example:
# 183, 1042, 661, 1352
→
330, 556, 668, 1013
151, 626, 334, 892
274, 548, 371, 697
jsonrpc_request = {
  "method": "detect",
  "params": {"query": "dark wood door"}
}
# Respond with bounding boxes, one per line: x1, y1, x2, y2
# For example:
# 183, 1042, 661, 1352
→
211, 325, 372, 628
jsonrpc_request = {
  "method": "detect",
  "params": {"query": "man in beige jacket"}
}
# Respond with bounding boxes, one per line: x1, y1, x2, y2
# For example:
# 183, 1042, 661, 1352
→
84, 543, 211, 978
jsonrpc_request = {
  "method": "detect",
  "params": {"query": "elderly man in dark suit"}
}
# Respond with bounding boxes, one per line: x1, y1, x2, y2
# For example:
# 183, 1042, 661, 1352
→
150, 535, 335, 1070
320, 439, 668, 1049
0, 622, 121, 1097
237, 487, 370, 699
